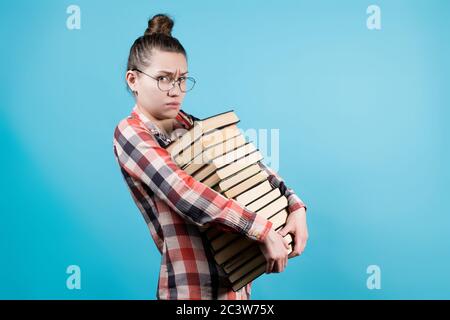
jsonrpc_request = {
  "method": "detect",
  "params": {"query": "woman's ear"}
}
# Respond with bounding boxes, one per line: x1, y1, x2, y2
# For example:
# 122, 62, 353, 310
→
126, 70, 138, 92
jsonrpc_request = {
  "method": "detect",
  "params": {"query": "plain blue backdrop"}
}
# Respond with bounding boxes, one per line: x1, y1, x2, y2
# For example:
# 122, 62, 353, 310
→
1, 0, 449, 299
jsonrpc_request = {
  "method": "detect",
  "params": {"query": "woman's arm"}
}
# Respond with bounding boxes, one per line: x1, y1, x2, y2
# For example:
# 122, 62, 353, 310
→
257, 162, 309, 259
113, 118, 273, 243
258, 162, 307, 214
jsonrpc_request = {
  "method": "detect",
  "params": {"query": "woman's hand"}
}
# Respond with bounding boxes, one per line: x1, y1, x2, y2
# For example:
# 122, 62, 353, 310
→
278, 207, 308, 258
258, 229, 290, 274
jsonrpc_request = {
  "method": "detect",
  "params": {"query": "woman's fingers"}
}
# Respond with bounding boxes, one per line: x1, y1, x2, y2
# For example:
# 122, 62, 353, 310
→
275, 260, 283, 273
266, 257, 289, 274
283, 236, 290, 249
278, 223, 291, 237
288, 236, 298, 258
300, 237, 307, 254
266, 260, 275, 274
289, 234, 308, 258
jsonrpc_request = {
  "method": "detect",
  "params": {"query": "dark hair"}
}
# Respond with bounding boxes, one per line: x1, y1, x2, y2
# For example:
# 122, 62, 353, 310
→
127, 13, 187, 73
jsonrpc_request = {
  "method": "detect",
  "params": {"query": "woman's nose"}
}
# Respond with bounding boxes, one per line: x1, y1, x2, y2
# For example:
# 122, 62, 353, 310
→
167, 82, 182, 96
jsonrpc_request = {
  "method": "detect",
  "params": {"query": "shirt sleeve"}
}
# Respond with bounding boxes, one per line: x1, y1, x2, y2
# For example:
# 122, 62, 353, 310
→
258, 162, 307, 214
113, 118, 273, 243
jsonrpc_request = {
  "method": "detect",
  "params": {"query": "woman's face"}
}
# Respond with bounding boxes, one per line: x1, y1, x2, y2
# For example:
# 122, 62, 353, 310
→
126, 49, 188, 120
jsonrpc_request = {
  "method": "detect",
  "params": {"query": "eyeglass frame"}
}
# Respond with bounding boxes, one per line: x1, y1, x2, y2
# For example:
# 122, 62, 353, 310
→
131, 68, 196, 93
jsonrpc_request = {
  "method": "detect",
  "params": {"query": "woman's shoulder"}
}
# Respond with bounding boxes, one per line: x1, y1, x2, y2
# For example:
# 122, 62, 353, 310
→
113, 113, 160, 146
114, 113, 143, 134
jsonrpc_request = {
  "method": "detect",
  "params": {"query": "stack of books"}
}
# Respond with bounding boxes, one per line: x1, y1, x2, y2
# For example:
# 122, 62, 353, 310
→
166, 110, 293, 291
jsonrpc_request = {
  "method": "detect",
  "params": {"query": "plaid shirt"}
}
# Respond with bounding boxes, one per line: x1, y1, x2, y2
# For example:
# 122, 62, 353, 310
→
112, 105, 306, 300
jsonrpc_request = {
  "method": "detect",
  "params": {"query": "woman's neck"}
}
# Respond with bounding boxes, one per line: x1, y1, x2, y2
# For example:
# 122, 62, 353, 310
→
158, 119, 174, 136
138, 105, 174, 136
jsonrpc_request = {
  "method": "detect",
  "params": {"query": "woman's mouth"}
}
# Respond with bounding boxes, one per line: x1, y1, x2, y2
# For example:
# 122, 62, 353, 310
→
166, 102, 180, 108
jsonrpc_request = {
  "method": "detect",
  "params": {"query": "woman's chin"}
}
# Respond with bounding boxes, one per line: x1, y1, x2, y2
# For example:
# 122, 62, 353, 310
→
164, 105, 180, 117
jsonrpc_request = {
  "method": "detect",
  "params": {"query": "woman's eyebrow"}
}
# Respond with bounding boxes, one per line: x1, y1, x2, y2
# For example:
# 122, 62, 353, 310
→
157, 70, 189, 75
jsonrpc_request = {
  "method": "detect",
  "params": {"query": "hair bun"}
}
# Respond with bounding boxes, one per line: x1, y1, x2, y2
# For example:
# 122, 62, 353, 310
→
144, 14, 174, 37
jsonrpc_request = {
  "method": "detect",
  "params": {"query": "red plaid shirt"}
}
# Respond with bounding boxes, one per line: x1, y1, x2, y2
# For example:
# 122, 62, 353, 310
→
112, 105, 306, 300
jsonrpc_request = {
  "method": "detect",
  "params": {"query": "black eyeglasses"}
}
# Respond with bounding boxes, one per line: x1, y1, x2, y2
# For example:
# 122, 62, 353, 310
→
132, 68, 196, 92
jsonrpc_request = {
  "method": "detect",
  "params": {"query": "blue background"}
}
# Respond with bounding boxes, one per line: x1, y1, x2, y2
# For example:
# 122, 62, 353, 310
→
1, 0, 449, 299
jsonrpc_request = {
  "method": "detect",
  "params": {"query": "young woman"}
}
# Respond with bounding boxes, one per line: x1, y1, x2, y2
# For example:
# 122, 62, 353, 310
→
113, 13, 308, 300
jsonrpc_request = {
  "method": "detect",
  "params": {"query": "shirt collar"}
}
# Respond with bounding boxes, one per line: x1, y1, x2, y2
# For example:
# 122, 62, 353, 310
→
130, 104, 194, 147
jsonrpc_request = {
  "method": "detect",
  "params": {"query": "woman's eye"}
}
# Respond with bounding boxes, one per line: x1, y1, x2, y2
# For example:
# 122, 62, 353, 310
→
178, 77, 186, 82
158, 76, 170, 82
